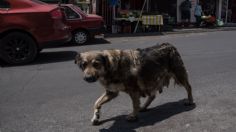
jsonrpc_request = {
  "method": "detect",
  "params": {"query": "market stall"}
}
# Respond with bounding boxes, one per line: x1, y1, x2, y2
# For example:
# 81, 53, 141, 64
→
111, 0, 164, 33
113, 10, 142, 33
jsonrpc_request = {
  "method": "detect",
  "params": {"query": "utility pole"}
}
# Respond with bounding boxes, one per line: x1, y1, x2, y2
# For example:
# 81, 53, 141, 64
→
133, 0, 147, 33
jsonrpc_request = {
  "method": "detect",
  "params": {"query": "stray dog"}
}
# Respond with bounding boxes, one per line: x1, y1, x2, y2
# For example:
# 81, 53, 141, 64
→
75, 43, 194, 125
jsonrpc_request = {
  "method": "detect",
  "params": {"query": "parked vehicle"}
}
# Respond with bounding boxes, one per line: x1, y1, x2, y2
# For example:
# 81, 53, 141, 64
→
0, 0, 71, 65
60, 4, 105, 45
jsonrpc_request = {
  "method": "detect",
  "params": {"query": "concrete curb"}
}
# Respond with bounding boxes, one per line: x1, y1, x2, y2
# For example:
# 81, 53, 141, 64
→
105, 27, 236, 38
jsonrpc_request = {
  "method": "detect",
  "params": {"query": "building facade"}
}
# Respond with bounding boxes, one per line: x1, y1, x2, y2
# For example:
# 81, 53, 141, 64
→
41, 0, 236, 25
176, 0, 236, 23
90, 0, 236, 24
42, 0, 236, 24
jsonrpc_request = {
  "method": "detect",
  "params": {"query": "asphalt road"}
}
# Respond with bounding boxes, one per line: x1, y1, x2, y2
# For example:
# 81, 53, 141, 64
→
0, 31, 236, 132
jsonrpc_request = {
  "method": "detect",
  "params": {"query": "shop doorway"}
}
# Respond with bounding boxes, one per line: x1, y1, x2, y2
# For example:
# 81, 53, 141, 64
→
227, 0, 236, 22
218, 0, 236, 23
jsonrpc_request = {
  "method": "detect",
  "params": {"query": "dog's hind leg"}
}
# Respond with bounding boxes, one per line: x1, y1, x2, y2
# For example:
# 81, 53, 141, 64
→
173, 69, 194, 106
139, 92, 156, 112
183, 81, 194, 106
91, 91, 118, 125
126, 92, 141, 122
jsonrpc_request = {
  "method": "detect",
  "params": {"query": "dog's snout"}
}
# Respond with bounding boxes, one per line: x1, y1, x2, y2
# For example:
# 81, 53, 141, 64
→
84, 75, 97, 83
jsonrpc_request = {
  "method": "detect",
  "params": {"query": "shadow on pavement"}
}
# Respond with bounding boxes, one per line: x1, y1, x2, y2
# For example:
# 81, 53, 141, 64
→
0, 51, 77, 67
46, 38, 111, 49
99, 99, 196, 132
34, 51, 77, 64
105, 32, 164, 38
0, 38, 109, 67
88, 38, 111, 46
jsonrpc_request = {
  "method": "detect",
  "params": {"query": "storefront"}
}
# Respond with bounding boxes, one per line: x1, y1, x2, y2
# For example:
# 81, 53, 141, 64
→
201, 0, 236, 23
41, 0, 236, 26
78, 0, 236, 26
177, 0, 236, 24
229, 0, 236, 22
177, 0, 197, 23
198, 0, 236, 23
94, 0, 235, 25
92, 0, 178, 33
219, 0, 236, 23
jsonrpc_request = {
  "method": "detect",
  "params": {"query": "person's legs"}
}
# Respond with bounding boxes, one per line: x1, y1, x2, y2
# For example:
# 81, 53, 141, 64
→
181, 11, 186, 27
195, 16, 199, 27
195, 16, 202, 27
186, 11, 191, 26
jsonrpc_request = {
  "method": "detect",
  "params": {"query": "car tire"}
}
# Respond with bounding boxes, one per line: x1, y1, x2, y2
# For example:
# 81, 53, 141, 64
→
73, 30, 89, 45
0, 32, 38, 65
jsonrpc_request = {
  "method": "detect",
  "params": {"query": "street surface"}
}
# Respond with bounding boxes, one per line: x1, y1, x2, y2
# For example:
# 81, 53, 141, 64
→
0, 31, 236, 132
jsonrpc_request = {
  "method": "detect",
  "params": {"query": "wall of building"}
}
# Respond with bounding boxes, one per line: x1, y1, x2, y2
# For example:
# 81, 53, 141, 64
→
93, 0, 235, 26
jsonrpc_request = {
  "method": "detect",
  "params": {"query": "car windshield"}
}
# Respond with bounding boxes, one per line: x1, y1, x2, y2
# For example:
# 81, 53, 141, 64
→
71, 5, 88, 16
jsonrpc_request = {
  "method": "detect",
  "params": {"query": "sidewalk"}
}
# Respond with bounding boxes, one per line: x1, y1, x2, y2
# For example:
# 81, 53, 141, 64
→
167, 26, 236, 34
105, 26, 236, 38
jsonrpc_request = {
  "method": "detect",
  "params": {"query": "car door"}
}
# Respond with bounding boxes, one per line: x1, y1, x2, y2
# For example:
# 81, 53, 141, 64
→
0, 0, 10, 31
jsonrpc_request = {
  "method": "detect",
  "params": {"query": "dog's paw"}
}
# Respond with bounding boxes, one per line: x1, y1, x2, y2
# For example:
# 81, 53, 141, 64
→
184, 100, 195, 106
91, 119, 100, 126
139, 107, 147, 112
126, 115, 139, 122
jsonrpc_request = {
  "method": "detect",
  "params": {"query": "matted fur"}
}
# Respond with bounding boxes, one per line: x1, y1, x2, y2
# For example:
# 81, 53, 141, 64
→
75, 43, 194, 125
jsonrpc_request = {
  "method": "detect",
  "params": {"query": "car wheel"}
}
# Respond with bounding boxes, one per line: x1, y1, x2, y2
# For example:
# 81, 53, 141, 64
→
0, 32, 38, 65
73, 30, 89, 45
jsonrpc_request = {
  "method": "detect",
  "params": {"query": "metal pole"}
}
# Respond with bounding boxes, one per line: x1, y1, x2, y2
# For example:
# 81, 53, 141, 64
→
133, 0, 147, 33
218, 0, 222, 20
113, 5, 116, 19
225, 0, 229, 23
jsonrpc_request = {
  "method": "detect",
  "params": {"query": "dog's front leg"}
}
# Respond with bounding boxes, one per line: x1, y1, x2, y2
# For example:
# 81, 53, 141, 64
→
127, 92, 140, 122
140, 95, 156, 112
91, 91, 118, 125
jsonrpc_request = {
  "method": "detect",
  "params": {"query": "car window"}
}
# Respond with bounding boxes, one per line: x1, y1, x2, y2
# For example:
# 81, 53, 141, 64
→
0, 0, 10, 9
72, 5, 88, 16
64, 6, 80, 19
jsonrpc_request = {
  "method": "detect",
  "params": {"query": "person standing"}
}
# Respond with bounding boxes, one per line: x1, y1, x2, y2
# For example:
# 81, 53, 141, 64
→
180, 0, 192, 27
194, 2, 203, 27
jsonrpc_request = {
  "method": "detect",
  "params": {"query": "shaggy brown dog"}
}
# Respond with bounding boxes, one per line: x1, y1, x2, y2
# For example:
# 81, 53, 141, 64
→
75, 43, 194, 125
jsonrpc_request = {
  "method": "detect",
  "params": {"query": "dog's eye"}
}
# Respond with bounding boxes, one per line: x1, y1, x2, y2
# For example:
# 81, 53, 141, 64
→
80, 62, 87, 70
93, 62, 100, 69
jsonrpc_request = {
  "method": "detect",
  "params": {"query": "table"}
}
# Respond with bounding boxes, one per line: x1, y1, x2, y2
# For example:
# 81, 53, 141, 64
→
141, 15, 163, 31
113, 15, 163, 33
113, 17, 141, 33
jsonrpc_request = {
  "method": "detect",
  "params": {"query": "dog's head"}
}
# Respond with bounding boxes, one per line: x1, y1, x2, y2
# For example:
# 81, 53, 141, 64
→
75, 51, 109, 83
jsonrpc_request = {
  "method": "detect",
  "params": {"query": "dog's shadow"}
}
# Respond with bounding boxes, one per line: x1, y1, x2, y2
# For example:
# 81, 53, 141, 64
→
99, 99, 196, 132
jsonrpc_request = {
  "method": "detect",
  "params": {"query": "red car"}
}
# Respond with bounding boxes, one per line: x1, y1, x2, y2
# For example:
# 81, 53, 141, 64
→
61, 4, 105, 45
0, 0, 71, 65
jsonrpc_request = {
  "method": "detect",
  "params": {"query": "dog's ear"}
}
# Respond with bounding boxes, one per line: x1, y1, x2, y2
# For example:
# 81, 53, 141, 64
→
102, 50, 121, 71
101, 54, 110, 70
74, 53, 81, 64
